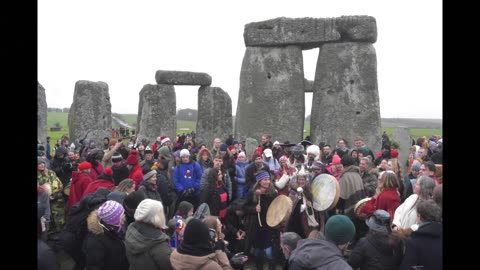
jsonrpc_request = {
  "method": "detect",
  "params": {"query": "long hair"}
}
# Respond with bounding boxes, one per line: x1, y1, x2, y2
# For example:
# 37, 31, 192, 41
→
115, 178, 135, 192
207, 167, 221, 187
417, 176, 435, 200
203, 216, 225, 240
251, 180, 276, 204
379, 171, 400, 190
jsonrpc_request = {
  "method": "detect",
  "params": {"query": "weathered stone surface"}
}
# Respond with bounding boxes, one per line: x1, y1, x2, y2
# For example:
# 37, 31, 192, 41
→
155, 70, 212, 86
37, 82, 48, 144
235, 46, 305, 144
196, 86, 233, 149
244, 16, 377, 49
137, 84, 176, 144
245, 137, 259, 161
304, 79, 314, 92
68, 80, 112, 147
310, 43, 381, 152
393, 127, 411, 169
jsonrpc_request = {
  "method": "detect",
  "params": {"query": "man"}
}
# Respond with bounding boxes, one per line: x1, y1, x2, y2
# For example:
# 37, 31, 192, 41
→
261, 134, 273, 150
289, 215, 355, 270
200, 154, 232, 202
173, 149, 203, 209
140, 146, 155, 172
280, 232, 301, 270
263, 148, 279, 174
400, 200, 442, 270
358, 157, 378, 197
419, 161, 439, 185
245, 152, 272, 190
211, 137, 222, 157
321, 144, 333, 165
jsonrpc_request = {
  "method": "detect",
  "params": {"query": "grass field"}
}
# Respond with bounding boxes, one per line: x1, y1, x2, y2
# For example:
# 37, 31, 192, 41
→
46, 112, 442, 147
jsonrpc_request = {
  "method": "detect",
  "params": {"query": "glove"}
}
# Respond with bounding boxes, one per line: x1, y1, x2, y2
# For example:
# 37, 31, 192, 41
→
189, 188, 195, 194
181, 190, 189, 197
300, 204, 306, 213
213, 240, 225, 252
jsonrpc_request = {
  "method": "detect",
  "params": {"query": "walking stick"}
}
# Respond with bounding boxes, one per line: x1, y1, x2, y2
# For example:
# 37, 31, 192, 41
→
255, 189, 262, 227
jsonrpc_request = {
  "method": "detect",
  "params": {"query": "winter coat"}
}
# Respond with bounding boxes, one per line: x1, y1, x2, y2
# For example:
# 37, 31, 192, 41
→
38, 239, 59, 270
235, 159, 249, 198
170, 249, 232, 270
138, 184, 163, 202
348, 231, 403, 270
360, 170, 378, 197
68, 171, 93, 212
392, 194, 419, 230
201, 167, 232, 202
337, 166, 366, 217
82, 179, 115, 198
174, 161, 202, 196
289, 239, 352, 270
360, 188, 401, 221
400, 222, 442, 270
199, 182, 228, 218
124, 222, 172, 270
84, 210, 129, 270
128, 164, 144, 191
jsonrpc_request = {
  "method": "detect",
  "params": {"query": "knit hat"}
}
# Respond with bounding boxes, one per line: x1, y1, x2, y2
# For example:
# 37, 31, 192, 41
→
180, 149, 190, 157
97, 167, 114, 182
411, 160, 422, 171
193, 203, 211, 220
273, 141, 280, 146
256, 170, 270, 182
325, 215, 356, 245
390, 149, 399, 158
112, 152, 123, 163
359, 146, 370, 157
332, 154, 342, 165
237, 152, 246, 159
123, 191, 146, 211
177, 218, 212, 257
177, 201, 194, 219
228, 145, 236, 152
160, 136, 171, 145
219, 143, 228, 151
134, 199, 167, 229
37, 157, 46, 164
97, 200, 124, 227
365, 210, 391, 233
306, 145, 320, 157
143, 170, 157, 181
254, 146, 264, 155
144, 146, 153, 155
78, 161, 92, 171
253, 152, 263, 160
263, 149, 273, 158
341, 155, 355, 167
107, 191, 127, 204
279, 155, 289, 162
108, 139, 117, 147
291, 144, 304, 154
125, 150, 139, 165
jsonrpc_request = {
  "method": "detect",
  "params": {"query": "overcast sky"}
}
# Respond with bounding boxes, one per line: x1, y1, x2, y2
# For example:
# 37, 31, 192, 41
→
38, 0, 442, 119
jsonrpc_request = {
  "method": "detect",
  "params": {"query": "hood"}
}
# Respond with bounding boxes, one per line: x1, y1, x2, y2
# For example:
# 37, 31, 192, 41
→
87, 209, 104, 235
171, 250, 217, 269
289, 239, 344, 268
125, 222, 169, 255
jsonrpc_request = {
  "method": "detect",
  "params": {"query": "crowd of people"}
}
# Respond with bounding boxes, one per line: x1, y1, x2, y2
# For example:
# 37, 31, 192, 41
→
37, 131, 443, 270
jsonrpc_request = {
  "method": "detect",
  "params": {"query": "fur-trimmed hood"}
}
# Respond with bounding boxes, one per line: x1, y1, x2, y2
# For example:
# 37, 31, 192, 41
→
87, 209, 104, 235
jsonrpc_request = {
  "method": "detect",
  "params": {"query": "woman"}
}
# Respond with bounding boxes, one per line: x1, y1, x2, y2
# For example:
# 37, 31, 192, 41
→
387, 159, 405, 202
124, 199, 172, 270
274, 155, 297, 196
244, 170, 277, 270
84, 200, 129, 270
360, 171, 401, 224
67, 161, 93, 213
392, 176, 435, 235
115, 178, 136, 194
197, 148, 214, 171
170, 218, 232, 270
199, 168, 229, 221
287, 168, 320, 238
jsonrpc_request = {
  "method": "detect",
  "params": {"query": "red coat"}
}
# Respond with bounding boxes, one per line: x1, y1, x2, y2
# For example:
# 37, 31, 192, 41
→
361, 188, 400, 222
128, 164, 144, 190
82, 179, 115, 198
67, 171, 93, 212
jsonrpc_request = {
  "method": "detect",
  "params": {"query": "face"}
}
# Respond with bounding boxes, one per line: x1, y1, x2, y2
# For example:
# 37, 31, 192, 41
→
202, 153, 209, 161
238, 155, 246, 162
323, 146, 331, 155
351, 151, 358, 159
68, 151, 75, 160
387, 161, 393, 170
147, 174, 157, 184
138, 144, 145, 151
354, 140, 363, 148
411, 169, 420, 177
217, 170, 223, 182
255, 156, 263, 166
337, 140, 346, 148
379, 159, 388, 169
145, 153, 153, 160
181, 155, 190, 163
307, 153, 316, 160
359, 159, 368, 172
260, 177, 270, 188
214, 139, 221, 148
297, 176, 306, 188
126, 184, 136, 193
213, 158, 223, 168
417, 149, 425, 158
103, 139, 109, 145
335, 164, 343, 171
37, 163, 45, 171
261, 136, 268, 144
419, 164, 433, 176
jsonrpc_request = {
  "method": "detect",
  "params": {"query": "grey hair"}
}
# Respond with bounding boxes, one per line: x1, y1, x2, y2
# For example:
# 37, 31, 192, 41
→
417, 199, 442, 222
360, 157, 372, 167
281, 232, 302, 250
417, 176, 435, 200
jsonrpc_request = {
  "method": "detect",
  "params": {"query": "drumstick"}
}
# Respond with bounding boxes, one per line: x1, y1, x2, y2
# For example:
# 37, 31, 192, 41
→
297, 187, 313, 215
255, 189, 262, 227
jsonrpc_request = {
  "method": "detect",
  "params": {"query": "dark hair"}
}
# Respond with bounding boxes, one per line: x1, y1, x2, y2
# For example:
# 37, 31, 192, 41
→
417, 199, 442, 222
424, 161, 436, 173
207, 167, 221, 186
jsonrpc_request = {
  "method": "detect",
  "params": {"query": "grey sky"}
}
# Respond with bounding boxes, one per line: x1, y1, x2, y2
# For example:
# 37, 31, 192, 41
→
38, 0, 442, 119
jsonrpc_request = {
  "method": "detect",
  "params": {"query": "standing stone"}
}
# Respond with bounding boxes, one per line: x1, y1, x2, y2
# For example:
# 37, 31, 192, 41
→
235, 46, 305, 144
37, 82, 47, 144
196, 86, 232, 149
137, 84, 176, 144
245, 137, 259, 161
393, 127, 411, 170
68, 80, 112, 147
310, 43, 381, 152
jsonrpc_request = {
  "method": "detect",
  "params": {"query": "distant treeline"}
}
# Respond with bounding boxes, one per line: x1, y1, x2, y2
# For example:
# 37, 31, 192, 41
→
48, 107, 70, 113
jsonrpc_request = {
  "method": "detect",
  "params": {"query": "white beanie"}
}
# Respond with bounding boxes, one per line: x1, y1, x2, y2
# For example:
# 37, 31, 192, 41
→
306, 145, 320, 157
134, 199, 167, 229
180, 149, 190, 157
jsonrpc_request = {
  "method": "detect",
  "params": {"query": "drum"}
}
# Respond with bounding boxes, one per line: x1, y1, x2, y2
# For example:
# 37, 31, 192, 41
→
266, 195, 293, 228
63, 183, 71, 196
311, 174, 340, 211
354, 197, 372, 219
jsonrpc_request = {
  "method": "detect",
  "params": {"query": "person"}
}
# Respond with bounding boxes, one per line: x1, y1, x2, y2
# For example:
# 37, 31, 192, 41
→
358, 157, 378, 197
261, 134, 273, 150
67, 161, 93, 213
38, 216, 59, 270
244, 171, 277, 270
223, 199, 247, 255
115, 178, 136, 194
348, 210, 404, 270
124, 199, 172, 270
274, 155, 297, 196
138, 169, 163, 202
125, 150, 144, 190
200, 167, 229, 221
360, 171, 401, 222
289, 215, 355, 270
400, 200, 442, 270
174, 149, 203, 209
234, 152, 249, 199
170, 218, 233, 270
392, 176, 435, 235
84, 200, 129, 270
279, 232, 301, 270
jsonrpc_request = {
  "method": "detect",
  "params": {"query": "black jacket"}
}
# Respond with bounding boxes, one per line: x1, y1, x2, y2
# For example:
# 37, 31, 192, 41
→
400, 222, 442, 270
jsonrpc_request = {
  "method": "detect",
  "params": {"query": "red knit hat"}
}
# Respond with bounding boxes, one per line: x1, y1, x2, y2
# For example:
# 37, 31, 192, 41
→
78, 161, 92, 170
332, 154, 342, 165
125, 150, 139, 165
390, 149, 399, 158
228, 145, 236, 152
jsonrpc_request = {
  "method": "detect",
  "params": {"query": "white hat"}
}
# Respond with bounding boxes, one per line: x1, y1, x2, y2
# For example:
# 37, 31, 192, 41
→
161, 137, 171, 145
180, 149, 190, 157
263, 148, 273, 158
273, 141, 280, 146
134, 199, 167, 229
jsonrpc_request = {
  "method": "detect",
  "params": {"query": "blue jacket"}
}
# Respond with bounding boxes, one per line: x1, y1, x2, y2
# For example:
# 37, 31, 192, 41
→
173, 161, 202, 196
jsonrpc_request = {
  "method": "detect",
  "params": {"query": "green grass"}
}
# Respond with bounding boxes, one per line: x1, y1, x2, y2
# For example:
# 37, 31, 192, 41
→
383, 128, 442, 139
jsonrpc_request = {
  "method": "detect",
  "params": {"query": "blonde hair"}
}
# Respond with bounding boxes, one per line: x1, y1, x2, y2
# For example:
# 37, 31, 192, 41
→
115, 178, 135, 192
